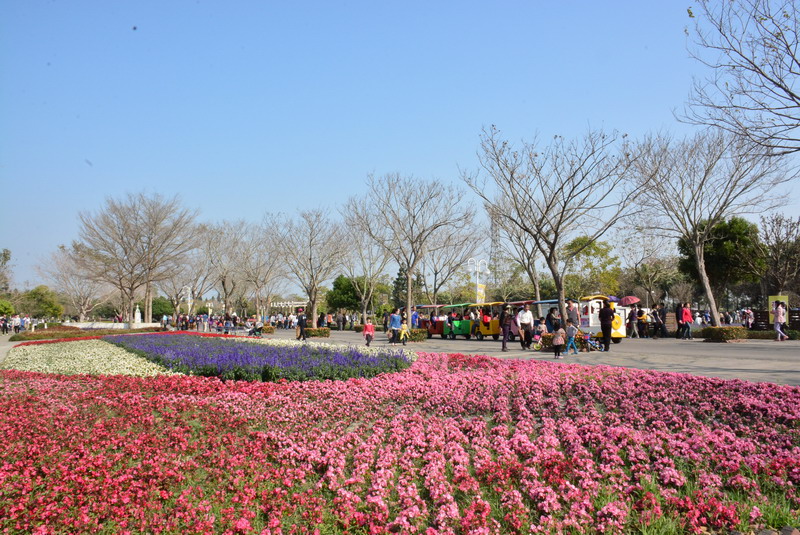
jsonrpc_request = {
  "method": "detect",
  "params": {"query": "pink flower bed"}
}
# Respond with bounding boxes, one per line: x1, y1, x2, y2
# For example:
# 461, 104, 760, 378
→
1, 352, 798, 534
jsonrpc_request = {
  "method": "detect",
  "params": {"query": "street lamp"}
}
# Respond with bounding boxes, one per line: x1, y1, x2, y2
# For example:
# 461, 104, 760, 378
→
466, 258, 490, 303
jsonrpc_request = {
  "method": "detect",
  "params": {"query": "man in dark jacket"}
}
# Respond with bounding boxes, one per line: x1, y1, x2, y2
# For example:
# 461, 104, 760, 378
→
598, 300, 615, 352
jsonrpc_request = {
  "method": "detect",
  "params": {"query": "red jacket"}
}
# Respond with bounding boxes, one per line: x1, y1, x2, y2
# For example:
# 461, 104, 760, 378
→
363, 324, 375, 336
682, 308, 693, 323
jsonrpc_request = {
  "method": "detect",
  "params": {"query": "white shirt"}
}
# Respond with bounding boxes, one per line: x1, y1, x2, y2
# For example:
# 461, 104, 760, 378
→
517, 310, 533, 327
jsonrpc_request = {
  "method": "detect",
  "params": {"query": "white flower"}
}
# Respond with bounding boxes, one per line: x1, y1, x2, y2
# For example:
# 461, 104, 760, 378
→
2, 340, 173, 377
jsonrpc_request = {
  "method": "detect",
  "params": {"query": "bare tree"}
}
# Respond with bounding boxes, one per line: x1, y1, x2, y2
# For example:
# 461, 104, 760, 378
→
684, 0, 800, 154
278, 209, 346, 328
635, 129, 793, 325
73, 193, 197, 323
493, 214, 544, 316
242, 220, 285, 320
37, 246, 112, 321
346, 173, 473, 316
620, 233, 680, 306
419, 231, 477, 306
74, 198, 149, 321
757, 213, 800, 294
338, 222, 392, 324
137, 194, 199, 322
202, 222, 248, 314
157, 250, 216, 320
464, 127, 642, 321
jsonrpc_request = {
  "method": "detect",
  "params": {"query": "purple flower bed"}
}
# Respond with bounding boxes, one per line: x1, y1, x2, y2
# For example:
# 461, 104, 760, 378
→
102, 334, 412, 382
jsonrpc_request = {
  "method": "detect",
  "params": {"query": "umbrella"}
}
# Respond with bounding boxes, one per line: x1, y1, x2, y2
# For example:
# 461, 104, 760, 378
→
619, 296, 640, 306
607, 295, 620, 303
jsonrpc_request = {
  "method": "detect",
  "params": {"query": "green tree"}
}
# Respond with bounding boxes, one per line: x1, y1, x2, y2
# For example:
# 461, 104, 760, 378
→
325, 275, 360, 312
0, 299, 14, 316
563, 237, 622, 299
391, 268, 423, 310
152, 296, 174, 318
19, 285, 64, 318
678, 217, 765, 305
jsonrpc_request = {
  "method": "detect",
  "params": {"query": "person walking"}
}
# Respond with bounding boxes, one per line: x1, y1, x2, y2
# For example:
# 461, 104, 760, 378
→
552, 321, 565, 359
565, 319, 579, 355
599, 300, 614, 352
565, 299, 580, 328
681, 303, 694, 340
399, 319, 410, 346
675, 303, 684, 339
363, 317, 375, 346
499, 305, 513, 352
389, 308, 402, 345
774, 301, 788, 341
296, 308, 307, 341
516, 304, 534, 349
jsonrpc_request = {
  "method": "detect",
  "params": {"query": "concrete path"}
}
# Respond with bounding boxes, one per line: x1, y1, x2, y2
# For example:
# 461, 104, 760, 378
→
1, 329, 797, 386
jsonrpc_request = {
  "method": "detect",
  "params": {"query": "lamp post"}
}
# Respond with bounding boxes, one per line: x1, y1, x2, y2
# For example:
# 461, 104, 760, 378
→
466, 258, 490, 303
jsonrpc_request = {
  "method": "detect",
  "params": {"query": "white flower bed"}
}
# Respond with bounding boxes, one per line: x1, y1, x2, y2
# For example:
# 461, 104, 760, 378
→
2, 340, 173, 377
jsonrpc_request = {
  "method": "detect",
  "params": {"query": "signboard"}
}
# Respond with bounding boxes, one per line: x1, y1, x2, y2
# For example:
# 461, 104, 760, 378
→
768, 295, 789, 323
476, 284, 486, 303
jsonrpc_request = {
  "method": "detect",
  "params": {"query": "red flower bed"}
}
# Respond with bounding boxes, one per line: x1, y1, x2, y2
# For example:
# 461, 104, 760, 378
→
0, 353, 798, 533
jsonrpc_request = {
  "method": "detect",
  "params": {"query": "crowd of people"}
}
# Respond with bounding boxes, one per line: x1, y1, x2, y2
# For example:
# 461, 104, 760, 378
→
0, 314, 42, 334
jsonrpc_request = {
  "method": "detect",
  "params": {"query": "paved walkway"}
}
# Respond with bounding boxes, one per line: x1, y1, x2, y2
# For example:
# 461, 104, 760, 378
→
2, 330, 797, 386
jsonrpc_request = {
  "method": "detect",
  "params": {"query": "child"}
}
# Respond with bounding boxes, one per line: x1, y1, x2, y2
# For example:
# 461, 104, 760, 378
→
399, 319, 410, 346
565, 319, 579, 355
363, 318, 375, 347
552, 321, 565, 359
535, 318, 547, 338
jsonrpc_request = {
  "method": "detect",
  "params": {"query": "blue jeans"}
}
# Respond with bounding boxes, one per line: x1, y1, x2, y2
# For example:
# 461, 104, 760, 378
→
566, 336, 578, 354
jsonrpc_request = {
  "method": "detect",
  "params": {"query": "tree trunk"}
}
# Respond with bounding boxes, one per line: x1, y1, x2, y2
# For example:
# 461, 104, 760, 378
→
146, 284, 153, 324
310, 297, 318, 328
361, 303, 369, 325
532, 269, 542, 318
695, 244, 721, 326
406, 269, 414, 324
556, 277, 567, 327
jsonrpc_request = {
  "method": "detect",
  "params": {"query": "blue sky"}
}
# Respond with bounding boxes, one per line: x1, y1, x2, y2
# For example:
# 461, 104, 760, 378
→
2, 1, 797, 288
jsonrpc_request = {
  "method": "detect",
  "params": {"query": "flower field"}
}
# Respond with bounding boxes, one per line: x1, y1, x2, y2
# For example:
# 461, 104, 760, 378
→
102, 334, 414, 381
0, 339, 173, 377
1, 348, 798, 534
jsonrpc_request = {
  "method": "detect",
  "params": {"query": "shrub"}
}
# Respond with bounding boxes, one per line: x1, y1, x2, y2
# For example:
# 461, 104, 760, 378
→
353, 325, 364, 333
745, 329, 799, 340
305, 327, 330, 338
262, 325, 275, 334
700, 326, 748, 342
408, 328, 427, 342
746, 330, 777, 340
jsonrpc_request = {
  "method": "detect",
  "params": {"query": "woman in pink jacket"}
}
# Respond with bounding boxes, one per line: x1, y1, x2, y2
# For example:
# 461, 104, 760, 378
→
774, 301, 788, 341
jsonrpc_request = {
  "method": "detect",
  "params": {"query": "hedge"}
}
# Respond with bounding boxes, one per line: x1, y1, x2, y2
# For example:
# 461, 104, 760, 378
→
304, 327, 330, 338
700, 326, 749, 342
8, 327, 163, 342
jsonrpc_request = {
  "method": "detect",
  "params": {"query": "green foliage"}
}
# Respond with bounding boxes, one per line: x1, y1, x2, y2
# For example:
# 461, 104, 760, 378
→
700, 326, 749, 341
408, 328, 427, 342
304, 327, 331, 338
678, 217, 765, 294
563, 237, 622, 298
19, 285, 63, 318
325, 275, 360, 311
91, 302, 119, 320
151, 296, 174, 318
746, 329, 800, 340
0, 299, 14, 316
391, 267, 423, 309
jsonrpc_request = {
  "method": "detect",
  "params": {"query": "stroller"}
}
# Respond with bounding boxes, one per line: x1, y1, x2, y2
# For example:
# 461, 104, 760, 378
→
582, 331, 604, 352
248, 321, 264, 338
